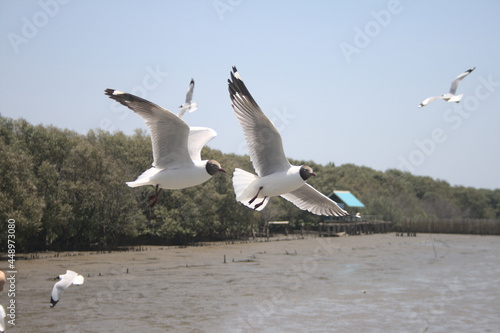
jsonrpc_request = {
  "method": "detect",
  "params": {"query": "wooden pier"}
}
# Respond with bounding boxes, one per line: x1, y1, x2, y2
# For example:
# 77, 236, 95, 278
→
319, 220, 392, 236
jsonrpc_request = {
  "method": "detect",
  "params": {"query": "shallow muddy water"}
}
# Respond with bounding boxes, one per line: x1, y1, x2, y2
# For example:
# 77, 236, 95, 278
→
1, 234, 499, 332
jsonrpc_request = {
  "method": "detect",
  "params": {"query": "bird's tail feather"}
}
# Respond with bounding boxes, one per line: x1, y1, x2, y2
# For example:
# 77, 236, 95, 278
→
232, 168, 257, 201
449, 94, 463, 103
232, 168, 270, 211
126, 167, 159, 188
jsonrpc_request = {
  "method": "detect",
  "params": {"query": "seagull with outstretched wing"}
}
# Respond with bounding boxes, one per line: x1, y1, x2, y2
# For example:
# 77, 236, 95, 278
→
419, 67, 475, 107
228, 67, 348, 217
105, 89, 225, 207
50, 270, 84, 308
178, 79, 198, 117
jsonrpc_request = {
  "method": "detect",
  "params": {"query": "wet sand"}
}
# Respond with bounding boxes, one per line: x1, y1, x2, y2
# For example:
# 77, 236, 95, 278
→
1, 233, 499, 332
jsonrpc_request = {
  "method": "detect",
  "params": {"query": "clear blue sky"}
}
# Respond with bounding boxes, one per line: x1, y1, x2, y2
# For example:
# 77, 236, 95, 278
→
1, 0, 499, 189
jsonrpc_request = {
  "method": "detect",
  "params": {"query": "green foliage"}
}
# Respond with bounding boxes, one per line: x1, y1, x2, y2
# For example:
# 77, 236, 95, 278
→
1, 115, 499, 251
0, 132, 45, 251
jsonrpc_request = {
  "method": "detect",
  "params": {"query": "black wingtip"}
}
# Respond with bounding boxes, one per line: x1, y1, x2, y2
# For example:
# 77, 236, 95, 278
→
229, 66, 239, 83
104, 89, 122, 99
50, 297, 58, 308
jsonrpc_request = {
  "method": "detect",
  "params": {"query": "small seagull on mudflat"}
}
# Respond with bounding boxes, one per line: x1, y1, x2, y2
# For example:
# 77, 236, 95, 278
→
178, 78, 198, 117
105, 89, 225, 207
227, 67, 348, 217
418, 67, 475, 107
50, 270, 84, 308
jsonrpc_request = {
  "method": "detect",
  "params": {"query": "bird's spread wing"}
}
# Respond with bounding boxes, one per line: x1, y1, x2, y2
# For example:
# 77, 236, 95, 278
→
105, 89, 193, 169
419, 95, 443, 107
449, 67, 475, 95
228, 67, 291, 177
188, 127, 217, 161
280, 184, 349, 217
177, 107, 188, 118
184, 79, 195, 104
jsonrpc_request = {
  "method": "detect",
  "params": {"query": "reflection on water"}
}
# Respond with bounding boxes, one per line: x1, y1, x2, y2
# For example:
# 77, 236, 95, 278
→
2, 234, 499, 332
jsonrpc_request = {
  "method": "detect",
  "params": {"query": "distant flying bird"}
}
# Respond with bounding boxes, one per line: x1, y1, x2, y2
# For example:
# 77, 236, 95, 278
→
178, 79, 198, 117
105, 89, 225, 207
418, 67, 475, 107
227, 67, 348, 217
50, 270, 84, 308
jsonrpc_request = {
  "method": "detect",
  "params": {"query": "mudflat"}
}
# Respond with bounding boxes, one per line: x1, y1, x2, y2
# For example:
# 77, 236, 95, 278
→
1, 233, 499, 332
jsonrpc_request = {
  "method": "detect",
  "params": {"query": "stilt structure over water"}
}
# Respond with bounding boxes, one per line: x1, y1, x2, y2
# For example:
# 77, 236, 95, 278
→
320, 191, 392, 236
318, 220, 392, 236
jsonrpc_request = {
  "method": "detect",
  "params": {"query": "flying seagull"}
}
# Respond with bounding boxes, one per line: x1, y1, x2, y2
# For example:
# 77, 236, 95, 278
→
418, 67, 475, 107
50, 270, 84, 308
105, 89, 225, 207
178, 78, 198, 117
227, 67, 348, 217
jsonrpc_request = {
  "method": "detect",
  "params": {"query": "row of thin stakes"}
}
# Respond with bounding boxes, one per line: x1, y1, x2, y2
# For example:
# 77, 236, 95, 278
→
399, 218, 500, 235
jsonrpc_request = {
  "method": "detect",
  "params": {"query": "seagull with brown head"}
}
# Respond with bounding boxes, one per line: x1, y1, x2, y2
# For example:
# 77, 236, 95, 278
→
105, 89, 225, 207
228, 67, 348, 217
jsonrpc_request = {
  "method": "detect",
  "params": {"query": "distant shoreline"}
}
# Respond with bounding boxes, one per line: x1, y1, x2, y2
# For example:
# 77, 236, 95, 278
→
0, 233, 314, 261
2, 232, 498, 264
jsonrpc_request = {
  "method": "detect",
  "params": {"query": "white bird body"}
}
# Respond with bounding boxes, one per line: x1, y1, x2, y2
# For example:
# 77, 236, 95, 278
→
228, 67, 348, 217
445, 93, 463, 103
419, 67, 475, 107
50, 270, 84, 307
128, 159, 213, 189
105, 89, 225, 206
234, 166, 303, 202
178, 101, 198, 117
